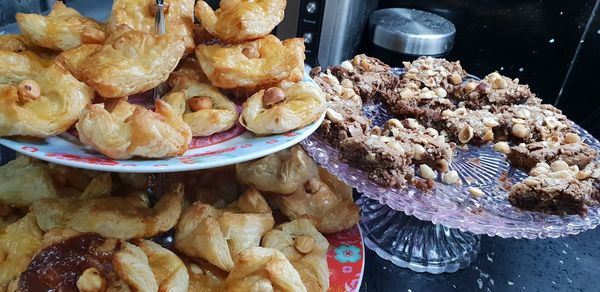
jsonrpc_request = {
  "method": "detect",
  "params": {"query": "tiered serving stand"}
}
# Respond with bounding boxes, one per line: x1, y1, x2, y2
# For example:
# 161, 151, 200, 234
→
302, 68, 600, 274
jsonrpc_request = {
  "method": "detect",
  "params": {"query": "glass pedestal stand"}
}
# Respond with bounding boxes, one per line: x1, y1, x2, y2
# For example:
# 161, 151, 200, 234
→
358, 197, 480, 274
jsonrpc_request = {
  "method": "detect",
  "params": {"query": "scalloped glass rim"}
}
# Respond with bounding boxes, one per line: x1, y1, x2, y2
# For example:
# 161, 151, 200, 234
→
302, 123, 600, 240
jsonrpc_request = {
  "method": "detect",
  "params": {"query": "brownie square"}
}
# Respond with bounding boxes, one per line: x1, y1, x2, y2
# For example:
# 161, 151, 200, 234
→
507, 139, 597, 171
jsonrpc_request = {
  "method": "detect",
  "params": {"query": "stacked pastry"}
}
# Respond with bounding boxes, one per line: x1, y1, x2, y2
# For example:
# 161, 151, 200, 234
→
0, 0, 326, 160
0, 146, 360, 291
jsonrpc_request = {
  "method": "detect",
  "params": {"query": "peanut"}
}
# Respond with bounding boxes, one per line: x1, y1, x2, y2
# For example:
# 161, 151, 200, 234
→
295, 235, 316, 254
17, 79, 41, 104
262, 87, 286, 108
188, 97, 213, 112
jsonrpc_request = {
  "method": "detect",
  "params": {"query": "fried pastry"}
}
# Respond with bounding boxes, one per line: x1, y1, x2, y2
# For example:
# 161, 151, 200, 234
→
0, 62, 94, 137
58, 25, 185, 98
133, 239, 189, 292
168, 57, 211, 89
108, 0, 195, 54
185, 258, 227, 292
236, 145, 319, 195
175, 202, 275, 272
16, 2, 106, 51
76, 100, 192, 160
48, 164, 113, 199
14, 231, 159, 291
0, 156, 58, 207
0, 35, 28, 52
262, 219, 330, 292
0, 214, 43, 291
228, 186, 272, 214
163, 78, 238, 137
195, 35, 305, 89
240, 82, 326, 135
30, 184, 184, 240
222, 247, 307, 292
268, 175, 360, 233
194, 0, 286, 43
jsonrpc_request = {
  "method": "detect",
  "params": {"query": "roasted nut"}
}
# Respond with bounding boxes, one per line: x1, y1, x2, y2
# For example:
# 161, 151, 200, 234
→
17, 79, 41, 104
550, 160, 570, 172
436, 159, 450, 172
483, 128, 494, 142
547, 134, 561, 143
464, 81, 477, 92
419, 164, 436, 180
76, 268, 106, 292
450, 72, 463, 85
242, 45, 261, 59
325, 108, 343, 122
482, 117, 499, 128
370, 126, 382, 136
406, 118, 420, 129
341, 88, 355, 99
454, 108, 467, 116
424, 128, 439, 137
576, 170, 592, 180
399, 88, 414, 99
419, 89, 437, 99
413, 144, 426, 160
434, 87, 447, 98
493, 142, 511, 154
341, 79, 354, 89
468, 187, 485, 198
365, 152, 377, 162
332, 84, 343, 94
535, 162, 551, 170
523, 178, 540, 187
387, 118, 404, 129
564, 133, 581, 144
388, 141, 405, 155
295, 235, 316, 254
511, 124, 530, 139
530, 166, 549, 176
322, 74, 339, 86
442, 170, 460, 185
305, 178, 321, 194
188, 97, 213, 112
515, 109, 531, 119
511, 118, 526, 124
458, 124, 474, 144
263, 87, 286, 108
189, 263, 204, 275
570, 165, 580, 173
340, 60, 354, 71
544, 117, 560, 129
442, 109, 454, 117
361, 58, 372, 71
549, 170, 574, 179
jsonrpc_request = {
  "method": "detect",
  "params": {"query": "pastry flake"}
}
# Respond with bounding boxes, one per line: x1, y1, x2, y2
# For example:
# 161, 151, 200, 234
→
16, 2, 106, 51
108, 0, 195, 54
236, 145, 319, 195
185, 258, 227, 292
194, 0, 286, 43
223, 247, 307, 292
58, 25, 185, 98
76, 100, 192, 160
0, 156, 58, 207
31, 184, 184, 240
133, 239, 189, 292
0, 214, 43, 291
240, 82, 326, 135
195, 35, 305, 89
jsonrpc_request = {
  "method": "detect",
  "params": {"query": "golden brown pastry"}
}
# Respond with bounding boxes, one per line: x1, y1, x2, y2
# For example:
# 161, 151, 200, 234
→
168, 57, 211, 89
0, 203, 21, 229
58, 25, 185, 98
0, 156, 58, 207
185, 258, 227, 292
262, 219, 329, 292
175, 202, 275, 272
76, 99, 192, 160
30, 184, 184, 240
236, 145, 319, 195
269, 176, 360, 234
0, 50, 48, 84
240, 82, 326, 135
163, 78, 238, 137
0, 62, 94, 137
133, 239, 189, 292
48, 163, 113, 199
15, 2, 106, 51
228, 186, 272, 214
13, 230, 159, 291
194, 0, 286, 43
0, 214, 43, 291
108, 0, 195, 54
222, 247, 307, 292
0, 35, 28, 52
195, 35, 305, 90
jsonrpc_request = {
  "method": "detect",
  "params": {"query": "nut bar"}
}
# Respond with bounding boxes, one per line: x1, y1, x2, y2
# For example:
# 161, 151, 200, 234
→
509, 161, 600, 215
453, 72, 541, 110
381, 118, 455, 172
507, 133, 598, 171
495, 104, 572, 143
439, 107, 499, 145
402, 56, 467, 93
340, 135, 415, 187
328, 54, 399, 99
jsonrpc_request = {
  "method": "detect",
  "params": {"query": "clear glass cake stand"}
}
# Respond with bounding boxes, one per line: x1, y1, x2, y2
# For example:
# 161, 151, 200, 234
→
302, 91, 600, 274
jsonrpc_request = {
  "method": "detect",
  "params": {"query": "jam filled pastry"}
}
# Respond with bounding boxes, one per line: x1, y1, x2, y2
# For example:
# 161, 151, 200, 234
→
108, 0, 195, 54
194, 0, 286, 43
240, 82, 326, 135
0, 214, 43, 291
15, 2, 106, 51
57, 25, 185, 98
195, 35, 305, 90
76, 100, 192, 160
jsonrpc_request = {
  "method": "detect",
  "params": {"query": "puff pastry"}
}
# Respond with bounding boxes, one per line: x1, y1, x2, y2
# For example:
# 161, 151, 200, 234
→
236, 145, 319, 195
0, 156, 58, 207
262, 219, 329, 292
58, 25, 185, 98
108, 0, 195, 54
0, 214, 43, 291
163, 78, 238, 137
48, 163, 112, 199
0, 50, 49, 84
0, 62, 94, 137
195, 35, 305, 89
16, 2, 106, 51
240, 82, 326, 135
194, 0, 286, 43
133, 239, 189, 292
76, 100, 192, 160
222, 247, 307, 292
168, 57, 210, 89
185, 258, 227, 292
175, 202, 275, 272
30, 184, 184, 240
0, 35, 28, 52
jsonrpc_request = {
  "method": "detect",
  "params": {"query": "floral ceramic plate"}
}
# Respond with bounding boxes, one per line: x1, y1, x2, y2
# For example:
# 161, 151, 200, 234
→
326, 225, 365, 292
